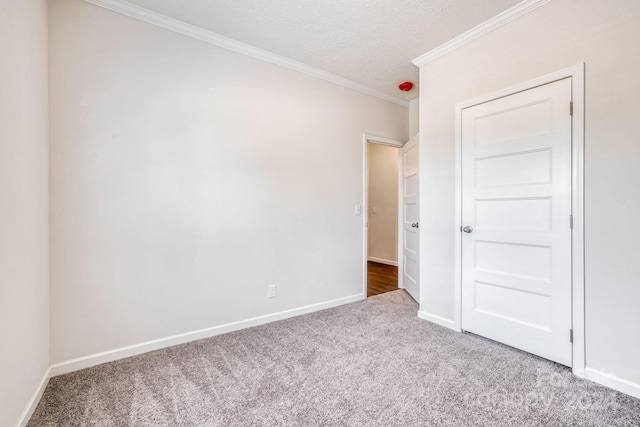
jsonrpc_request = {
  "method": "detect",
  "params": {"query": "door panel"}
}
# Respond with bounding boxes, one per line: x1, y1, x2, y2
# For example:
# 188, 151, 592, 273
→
402, 134, 419, 302
461, 78, 572, 366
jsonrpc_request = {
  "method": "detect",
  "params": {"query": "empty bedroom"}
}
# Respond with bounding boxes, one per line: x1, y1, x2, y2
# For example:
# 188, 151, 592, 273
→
2, 0, 639, 425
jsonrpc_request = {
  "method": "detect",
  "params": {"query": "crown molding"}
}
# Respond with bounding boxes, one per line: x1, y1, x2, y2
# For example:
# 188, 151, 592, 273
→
82, 0, 409, 107
409, 98, 420, 106
412, 0, 551, 67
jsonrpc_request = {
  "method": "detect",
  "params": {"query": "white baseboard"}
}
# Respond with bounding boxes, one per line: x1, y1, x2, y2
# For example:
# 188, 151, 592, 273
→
584, 367, 640, 399
572, 364, 585, 378
414, 316, 640, 400
16, 367, 51, 427
417, 310, 460, 331
18, 298, 640, 426
50, 293, 365, 377
367, 257, 398, 266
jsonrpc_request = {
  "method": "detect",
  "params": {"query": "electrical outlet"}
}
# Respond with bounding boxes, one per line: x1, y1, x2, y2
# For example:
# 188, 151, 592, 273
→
268, 285, 277, 298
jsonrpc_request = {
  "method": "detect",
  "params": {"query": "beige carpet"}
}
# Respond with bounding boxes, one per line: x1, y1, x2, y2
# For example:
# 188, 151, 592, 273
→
28, 290, 640, 426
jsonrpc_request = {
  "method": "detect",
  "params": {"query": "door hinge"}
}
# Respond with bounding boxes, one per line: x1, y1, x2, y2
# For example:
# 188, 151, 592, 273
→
570, 329, 574, 343
570, 102, 573, 116
570, 215, 573, 229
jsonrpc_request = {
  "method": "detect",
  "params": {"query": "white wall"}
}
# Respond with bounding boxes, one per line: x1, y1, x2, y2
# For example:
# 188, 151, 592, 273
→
367, 144, 398, 264
418, 0, 640, 389
0, 0, 50, 425
409, 100, 419, 138
49, 0, 408, 364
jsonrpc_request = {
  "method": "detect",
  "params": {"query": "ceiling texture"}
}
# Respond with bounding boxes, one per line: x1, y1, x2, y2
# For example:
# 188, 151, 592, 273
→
120, 0, 523, 102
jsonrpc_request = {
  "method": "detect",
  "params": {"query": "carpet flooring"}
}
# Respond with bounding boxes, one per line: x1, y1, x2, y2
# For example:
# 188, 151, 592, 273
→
28, 290, 640, 426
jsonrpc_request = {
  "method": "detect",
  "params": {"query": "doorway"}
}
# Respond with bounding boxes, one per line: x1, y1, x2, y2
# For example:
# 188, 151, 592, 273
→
366, 142, 399, 297
364, 134, 420, 302
362, 134, 403, 297
364, 142, 399, 297
362, 134, 419, 302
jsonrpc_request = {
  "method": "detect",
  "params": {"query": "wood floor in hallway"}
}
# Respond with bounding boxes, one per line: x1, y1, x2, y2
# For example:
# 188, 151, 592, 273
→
367, 261, 398, 297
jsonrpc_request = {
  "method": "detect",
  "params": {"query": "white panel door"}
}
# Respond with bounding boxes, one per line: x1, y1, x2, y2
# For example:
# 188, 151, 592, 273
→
402, 134, 419, 302
461, 78, 573, 366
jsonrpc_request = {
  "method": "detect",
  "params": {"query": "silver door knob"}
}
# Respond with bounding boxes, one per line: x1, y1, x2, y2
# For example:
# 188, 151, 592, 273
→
462, 226, 473, 233
411, 222, 419, 228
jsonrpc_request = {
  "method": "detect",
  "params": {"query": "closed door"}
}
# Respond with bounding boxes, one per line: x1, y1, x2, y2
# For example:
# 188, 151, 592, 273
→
461, 78, 573, 366
402, 134, 419, 302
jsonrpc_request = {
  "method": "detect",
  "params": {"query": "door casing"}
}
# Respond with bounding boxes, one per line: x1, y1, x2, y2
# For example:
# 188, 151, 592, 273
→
453, 64, 585, 377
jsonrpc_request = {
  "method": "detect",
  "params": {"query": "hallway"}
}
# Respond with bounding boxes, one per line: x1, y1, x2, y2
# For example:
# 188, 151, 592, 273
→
367, 261, 398, 297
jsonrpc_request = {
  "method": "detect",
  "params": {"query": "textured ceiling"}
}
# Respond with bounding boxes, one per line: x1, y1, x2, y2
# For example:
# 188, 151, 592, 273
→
122, 0, 522, 101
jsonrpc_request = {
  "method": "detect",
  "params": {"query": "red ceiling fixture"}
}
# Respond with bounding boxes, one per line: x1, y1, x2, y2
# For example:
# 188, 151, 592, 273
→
398, 81, 414, 92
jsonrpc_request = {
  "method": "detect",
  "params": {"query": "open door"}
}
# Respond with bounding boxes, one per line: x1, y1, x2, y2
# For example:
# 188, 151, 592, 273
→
402, 134, 419, 301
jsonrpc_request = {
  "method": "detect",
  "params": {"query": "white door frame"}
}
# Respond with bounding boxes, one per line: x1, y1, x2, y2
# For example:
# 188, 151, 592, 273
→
362, 134, 404, 297
453, 64, 585, 377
